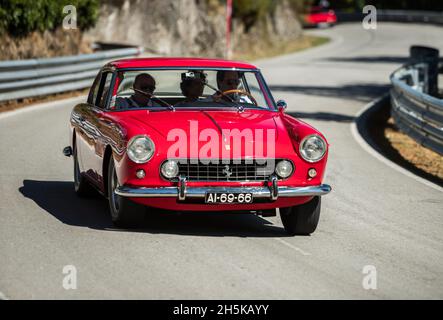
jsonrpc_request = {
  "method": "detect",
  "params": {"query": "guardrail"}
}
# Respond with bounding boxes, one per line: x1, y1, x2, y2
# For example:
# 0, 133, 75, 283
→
0, 46, 143, 103
336, 10, 443, 25
390, 46, 443, 155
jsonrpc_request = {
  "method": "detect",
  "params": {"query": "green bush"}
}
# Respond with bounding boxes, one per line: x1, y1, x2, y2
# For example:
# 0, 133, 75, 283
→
0, 0, 99, 36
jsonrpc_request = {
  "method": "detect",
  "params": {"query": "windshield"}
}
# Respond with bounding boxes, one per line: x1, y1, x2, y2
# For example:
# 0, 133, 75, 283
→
111, 68, 275, 111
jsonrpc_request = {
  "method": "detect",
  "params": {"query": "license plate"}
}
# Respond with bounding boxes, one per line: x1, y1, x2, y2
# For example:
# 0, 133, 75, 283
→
205, 192, 253, 204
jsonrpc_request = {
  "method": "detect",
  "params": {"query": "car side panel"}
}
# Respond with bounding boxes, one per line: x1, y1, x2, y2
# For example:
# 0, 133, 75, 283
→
71, 103, 108, 191
71, 104, 90, 176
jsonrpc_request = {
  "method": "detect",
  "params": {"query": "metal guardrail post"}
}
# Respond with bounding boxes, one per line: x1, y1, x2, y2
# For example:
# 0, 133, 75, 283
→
410, 46, 439, 96
335, 10, 443, 25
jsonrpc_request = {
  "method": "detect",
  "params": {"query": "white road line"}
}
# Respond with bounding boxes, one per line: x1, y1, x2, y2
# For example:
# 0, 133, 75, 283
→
0, 95, 86, 121
275, 238, 311, 256
0, 291, 9, 300
350, 94, 443, 193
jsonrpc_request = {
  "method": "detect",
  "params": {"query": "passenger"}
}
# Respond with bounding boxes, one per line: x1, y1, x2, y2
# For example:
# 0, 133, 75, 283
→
174, 71, 206, 107
205, 70, 253, 104
116, 73, 159, 108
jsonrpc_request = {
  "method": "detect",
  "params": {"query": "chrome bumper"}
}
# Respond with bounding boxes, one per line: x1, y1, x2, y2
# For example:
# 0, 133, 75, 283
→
115, 182, 332, 200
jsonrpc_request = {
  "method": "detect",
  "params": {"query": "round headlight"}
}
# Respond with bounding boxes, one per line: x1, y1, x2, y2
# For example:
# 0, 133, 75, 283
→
299, 134, 327, 163
127, 135, 155, 163
161, 160, 179, 179
275, 160, 293, 178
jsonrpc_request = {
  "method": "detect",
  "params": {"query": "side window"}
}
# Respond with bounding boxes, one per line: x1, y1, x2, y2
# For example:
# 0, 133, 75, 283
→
243, 72, 268, 108
88, 72, 101, 104
95, 72, 113, 109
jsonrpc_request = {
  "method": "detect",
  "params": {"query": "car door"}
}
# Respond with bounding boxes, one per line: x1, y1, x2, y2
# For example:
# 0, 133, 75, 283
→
78, 70, 114, 188
74, 71, 101, 180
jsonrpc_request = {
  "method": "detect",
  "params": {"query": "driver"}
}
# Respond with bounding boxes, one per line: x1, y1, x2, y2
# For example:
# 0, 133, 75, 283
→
205, 70, 253, 104
116, 73, 160, 108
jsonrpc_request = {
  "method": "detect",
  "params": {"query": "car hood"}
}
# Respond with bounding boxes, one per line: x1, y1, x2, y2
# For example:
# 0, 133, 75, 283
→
131, 110, 277, 135
125, 109, 294, 158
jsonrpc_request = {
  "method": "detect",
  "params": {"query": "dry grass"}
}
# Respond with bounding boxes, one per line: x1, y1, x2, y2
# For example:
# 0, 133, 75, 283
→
233, 35, 329, 61
0, 28, 92, 60
385, 117, 443, 180
0, 89, 89, 113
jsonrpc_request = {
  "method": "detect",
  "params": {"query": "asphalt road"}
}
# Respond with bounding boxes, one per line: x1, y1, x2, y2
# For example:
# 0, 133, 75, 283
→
1, 23, 442, 299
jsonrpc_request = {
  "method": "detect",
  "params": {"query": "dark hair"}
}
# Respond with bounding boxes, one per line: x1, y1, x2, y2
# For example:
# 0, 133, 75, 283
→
216, 70, 243, 86
180, 71, 205, 97
134, 73, 155, 87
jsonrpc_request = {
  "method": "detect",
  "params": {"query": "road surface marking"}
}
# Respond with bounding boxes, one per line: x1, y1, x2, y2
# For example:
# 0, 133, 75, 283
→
275, 238, 311, 256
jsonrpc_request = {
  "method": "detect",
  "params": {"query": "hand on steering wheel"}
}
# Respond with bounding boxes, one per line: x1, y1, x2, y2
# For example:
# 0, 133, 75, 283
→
218, 89, 258, 106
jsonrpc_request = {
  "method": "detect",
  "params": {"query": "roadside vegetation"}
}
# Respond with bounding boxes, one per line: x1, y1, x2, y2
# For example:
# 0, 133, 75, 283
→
0, 0, 99, 59
0, 0, 99, 36
368, 101, 443, 186
385, 117, 443, 182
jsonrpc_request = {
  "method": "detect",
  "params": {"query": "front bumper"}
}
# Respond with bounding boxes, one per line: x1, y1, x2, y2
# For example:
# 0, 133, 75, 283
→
115, 183, 332, 201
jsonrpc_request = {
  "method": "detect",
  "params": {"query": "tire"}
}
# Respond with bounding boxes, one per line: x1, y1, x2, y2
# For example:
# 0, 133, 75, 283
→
280, 196, 321, 236
73, 144, 96, 197
107, 156, 144, 228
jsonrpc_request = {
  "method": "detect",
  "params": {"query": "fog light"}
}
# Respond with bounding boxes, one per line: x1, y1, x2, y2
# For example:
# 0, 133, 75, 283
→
161, 160, 179, 179
275, 160, 293, 179
136, 169, 146, 179
308, 168, 317, 178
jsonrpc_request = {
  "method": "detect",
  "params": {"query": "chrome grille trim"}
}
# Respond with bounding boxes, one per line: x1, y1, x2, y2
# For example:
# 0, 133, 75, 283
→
170, 159, 282, 182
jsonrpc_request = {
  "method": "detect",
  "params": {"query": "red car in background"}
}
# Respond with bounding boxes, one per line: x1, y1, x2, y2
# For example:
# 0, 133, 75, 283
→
304, 5, 337, 27
63, 58, 331, 235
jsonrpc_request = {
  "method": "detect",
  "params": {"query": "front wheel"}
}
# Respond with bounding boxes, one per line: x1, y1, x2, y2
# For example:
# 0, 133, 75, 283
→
107, 156, 144, 228
280, 196, 321, 236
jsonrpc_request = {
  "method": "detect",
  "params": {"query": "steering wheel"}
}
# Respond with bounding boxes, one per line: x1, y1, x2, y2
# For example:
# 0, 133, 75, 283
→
218, 89, 258, 106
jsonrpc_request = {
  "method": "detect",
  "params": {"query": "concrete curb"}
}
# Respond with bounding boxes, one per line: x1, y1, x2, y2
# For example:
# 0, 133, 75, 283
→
350, 93, 443, 192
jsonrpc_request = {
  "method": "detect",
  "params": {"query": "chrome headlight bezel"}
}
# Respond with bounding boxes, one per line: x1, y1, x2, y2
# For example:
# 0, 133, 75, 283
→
275, 160, 294, 179
126, 135, 155, 164
299, 134, 327, 163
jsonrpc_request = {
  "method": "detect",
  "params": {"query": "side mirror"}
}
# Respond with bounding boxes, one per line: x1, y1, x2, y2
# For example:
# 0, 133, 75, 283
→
276, 99, 287, 112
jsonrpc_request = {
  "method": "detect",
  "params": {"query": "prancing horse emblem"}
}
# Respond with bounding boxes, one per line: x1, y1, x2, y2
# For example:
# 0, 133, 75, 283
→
222, 165, 233, 178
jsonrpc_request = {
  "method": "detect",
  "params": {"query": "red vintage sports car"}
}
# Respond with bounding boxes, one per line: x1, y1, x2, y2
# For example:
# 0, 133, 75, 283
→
303, 6, 337, 28
63, 58, 331, 235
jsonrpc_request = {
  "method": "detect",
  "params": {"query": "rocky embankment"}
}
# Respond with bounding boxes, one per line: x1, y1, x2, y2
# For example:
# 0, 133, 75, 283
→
85, 0, 303, 57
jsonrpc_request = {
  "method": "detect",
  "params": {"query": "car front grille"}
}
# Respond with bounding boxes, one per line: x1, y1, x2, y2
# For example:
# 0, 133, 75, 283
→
175, 159, 277, 182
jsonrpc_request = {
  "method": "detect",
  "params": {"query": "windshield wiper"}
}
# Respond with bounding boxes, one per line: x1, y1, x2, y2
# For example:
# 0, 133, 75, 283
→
133, 89, 175, 111
203, 82, 245, 112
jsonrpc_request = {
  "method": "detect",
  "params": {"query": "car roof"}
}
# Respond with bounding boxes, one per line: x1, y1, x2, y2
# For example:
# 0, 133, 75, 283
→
109, 57, 258, 70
